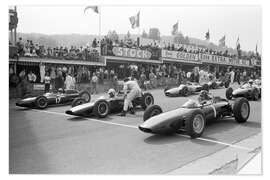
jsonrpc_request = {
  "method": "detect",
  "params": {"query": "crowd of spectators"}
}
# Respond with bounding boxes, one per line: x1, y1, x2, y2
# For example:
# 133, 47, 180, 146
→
15, 38, 100, 62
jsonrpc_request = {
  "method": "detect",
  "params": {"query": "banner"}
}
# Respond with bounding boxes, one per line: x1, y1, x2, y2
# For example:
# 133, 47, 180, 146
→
162, 50, 199, 62
199, 53, 250, 67
112, 47, 152, 59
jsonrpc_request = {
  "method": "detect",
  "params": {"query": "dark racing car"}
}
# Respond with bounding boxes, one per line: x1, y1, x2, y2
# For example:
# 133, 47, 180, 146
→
65, 90, 154, 118
16, 89, 91, 109
226, 80, 261, 101
164, 82, 209, 97
139, 95, 250, 138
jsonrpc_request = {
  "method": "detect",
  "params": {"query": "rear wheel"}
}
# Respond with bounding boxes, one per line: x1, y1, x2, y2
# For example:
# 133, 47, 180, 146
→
185, 110, 206, 138
93, 100, 110, 118
141, 93, 154, 110
233, 97, 250, 123
143, 105, 163, 122
71, 97, 86, 107
79, 90, 91, 102
226, 87, 233, 100
35, 96, 48, 109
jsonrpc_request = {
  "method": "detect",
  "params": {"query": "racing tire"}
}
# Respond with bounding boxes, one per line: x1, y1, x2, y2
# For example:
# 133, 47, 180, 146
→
143, 105, 163, 122
141, 93, 154, 110
233, 97, 250, 123
79, 90, 91, 103
181, 86, 189, 96
211, 82, 217, 89
202, 84, 209, 92
71, 97, 86, 107
252, 89, 260, 101
185, 110, 206, 138
35, 96, 48, 109
93, 100, 110, 118
226, 87, 233, 100
224, 80, 230, 88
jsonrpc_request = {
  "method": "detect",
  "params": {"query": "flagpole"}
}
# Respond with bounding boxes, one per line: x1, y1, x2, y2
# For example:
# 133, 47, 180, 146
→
99, 6, 101, 40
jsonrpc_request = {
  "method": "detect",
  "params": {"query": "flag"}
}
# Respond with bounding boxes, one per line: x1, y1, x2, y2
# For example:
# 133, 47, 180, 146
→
219, 35, 226, 47
84, 6, 99, 14
205, 29, 210, 41
171, 22, 178, 35
236, 37, 241, 50
129, 11, 140, 29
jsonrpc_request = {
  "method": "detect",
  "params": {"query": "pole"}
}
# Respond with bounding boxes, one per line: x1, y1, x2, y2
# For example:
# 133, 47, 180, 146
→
14, 6, 17, 45
99, 6, 101, 40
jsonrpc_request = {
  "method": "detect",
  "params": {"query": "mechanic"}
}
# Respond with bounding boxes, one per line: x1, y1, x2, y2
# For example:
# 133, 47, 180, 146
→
198, 90, 212, 104
119, 77, 142, 116
108, 88, 116, 98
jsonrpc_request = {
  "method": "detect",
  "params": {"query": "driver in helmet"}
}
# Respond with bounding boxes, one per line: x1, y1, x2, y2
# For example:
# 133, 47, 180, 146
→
108, 88, 116, 98
198, 90, 212, 104
57, 88, 64, 94
248, 79, 254, 87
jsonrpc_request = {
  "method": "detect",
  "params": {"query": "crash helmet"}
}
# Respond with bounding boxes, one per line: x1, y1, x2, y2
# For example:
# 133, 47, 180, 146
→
108, 88, 116, 98
199, 90, 209, 101
58, 88, 64, 93
248, 79, 254, 85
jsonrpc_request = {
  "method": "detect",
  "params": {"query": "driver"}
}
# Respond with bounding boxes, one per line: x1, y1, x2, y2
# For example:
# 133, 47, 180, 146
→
248, 79, 254, 87
119, 77, 142, 116
57, 88, 64, 94
198, 90, 212, 104
108, 88, 116, 98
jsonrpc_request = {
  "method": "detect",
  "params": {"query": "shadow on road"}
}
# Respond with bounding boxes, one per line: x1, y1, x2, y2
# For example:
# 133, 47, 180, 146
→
144, 134, 188, 145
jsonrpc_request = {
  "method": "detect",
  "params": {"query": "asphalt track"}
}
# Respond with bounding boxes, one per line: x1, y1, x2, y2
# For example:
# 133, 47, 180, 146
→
9, 84, 261, 174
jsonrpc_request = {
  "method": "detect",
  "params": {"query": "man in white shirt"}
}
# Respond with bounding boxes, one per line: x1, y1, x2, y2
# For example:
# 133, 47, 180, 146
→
65, 73, 76, 90
28, 71, 37, 83
119, 77, 142, 116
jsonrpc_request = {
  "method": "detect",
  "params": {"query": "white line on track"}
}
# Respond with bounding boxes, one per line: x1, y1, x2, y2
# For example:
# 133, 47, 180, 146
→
32, 109, 253, 151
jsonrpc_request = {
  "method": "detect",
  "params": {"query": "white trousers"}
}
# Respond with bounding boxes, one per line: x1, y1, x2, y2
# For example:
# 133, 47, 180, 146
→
123, 88, 141, 111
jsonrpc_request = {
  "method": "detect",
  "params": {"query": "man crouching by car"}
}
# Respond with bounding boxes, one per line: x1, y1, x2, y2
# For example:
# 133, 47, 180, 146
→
119, 77, 142, 116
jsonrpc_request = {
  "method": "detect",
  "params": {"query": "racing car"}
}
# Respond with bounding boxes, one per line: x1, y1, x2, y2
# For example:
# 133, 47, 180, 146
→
225, 80, 261, 101
138, 96, 250, 138
164, 82, 209, 97
65, 90, 154, 118
15, 89, 91, 109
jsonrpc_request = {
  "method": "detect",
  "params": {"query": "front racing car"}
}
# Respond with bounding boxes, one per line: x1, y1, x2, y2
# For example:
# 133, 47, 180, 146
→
139, 96, 250, 138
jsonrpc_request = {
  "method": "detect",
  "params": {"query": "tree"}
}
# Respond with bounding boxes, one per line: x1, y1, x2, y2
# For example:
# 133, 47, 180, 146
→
141, 30, 148, 38
148, 28, 160, 40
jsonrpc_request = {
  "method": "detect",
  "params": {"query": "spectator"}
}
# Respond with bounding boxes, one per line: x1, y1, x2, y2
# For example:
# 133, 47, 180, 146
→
65, 73, 76, 90
55, 70, 64, 91
44, 72, 51, 93
27, 71, 37, 83
91, 72, 98, 94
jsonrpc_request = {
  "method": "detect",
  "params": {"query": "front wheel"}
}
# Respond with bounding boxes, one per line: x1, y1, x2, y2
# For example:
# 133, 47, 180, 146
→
143, 105, 163, 122
93, 100, 110, 118
185, 110, 206, 138
253, 89, 260, 101
35, 96, 48, 109
141, 93, 154, 110
233, 97, 250, 123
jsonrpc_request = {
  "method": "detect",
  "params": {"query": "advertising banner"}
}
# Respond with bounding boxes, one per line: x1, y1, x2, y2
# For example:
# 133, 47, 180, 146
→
112, 47, 152, 59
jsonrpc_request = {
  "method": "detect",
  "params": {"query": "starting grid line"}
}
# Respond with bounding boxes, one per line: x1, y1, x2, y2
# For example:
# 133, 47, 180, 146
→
32, 109, 254, 151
